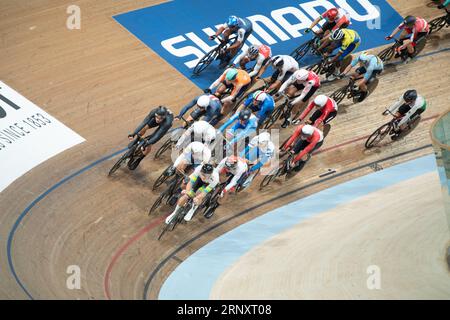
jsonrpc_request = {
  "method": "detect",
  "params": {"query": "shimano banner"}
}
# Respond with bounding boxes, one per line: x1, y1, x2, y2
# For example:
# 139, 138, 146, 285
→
114, 0, 402, 89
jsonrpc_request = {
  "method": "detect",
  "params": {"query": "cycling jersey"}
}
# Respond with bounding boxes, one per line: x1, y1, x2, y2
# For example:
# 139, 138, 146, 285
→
279, 70, 320, 105
210, 68, 251, 98
217, 157, 248, 192
132, 108, 174, 145
219, 112, 258, 146
240, 135, 275, 173
173, 141, 211, 168
272, 55, 299, 82
178, 95, 222, 125
387, 94, 427, 127
224, 17, 253, 43
283, 125, 324, 163
339, 29, 360, 52
176, 120, 216, 149
299, 97, 338, 127
398, 17, 429, 42
189, 165, 219, 194
351, 54, 384, 81
243, 93, 275, 126
233, 44, 272, 78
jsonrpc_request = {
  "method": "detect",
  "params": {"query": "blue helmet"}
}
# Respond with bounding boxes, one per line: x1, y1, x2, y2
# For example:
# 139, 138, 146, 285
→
227, 15, 239, 27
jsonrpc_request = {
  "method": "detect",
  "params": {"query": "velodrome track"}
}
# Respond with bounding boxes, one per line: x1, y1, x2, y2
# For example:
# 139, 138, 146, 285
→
0, 0, 449, 299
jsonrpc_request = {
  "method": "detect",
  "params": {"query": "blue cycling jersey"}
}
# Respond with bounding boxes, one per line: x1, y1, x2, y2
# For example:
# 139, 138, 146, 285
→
351, 55, 384, 81
219, 112, 258, 146
243, 94, 275, 127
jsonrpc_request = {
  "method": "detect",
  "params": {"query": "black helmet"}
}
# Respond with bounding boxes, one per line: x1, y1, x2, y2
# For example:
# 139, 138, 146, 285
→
271, 55, 284, 68
239, 108, 252, 121
403, 89, 417, 102
403, 15, 416, 26
155, 106, 168, 118
201, 163, 214, 175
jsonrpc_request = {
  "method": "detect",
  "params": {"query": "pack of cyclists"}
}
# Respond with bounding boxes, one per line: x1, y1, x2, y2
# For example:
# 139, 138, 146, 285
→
114, 7, 437, 226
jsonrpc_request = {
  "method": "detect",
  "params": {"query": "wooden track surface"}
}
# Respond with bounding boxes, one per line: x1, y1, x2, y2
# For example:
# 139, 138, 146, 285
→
0, 0, 449, 299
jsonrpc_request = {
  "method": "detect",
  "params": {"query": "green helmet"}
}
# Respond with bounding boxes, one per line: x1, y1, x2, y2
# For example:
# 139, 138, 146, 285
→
226, 68, 238, 81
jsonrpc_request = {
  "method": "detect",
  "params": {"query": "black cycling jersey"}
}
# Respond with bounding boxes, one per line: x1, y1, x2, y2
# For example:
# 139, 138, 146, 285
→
132, 107, 174, 145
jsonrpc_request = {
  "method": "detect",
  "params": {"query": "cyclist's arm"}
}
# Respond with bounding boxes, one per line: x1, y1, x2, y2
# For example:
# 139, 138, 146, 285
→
178, 98, 198, 118
313, 105, 332, 127
363, 61, 377, 82
283, 125, 302, 150
132, 111, 154, 136
215, 25, 226, 37
292, 80, 314, 105
146, 114, 174, 145
388, 25, 401, 38
228, 119, 257, 145
225, 165, 247, 192
209, 73, 226, 91
294, 135, 319, 163
219, 113, 238, 132
239, 145, 252, 160
233, 50, 246, 66
309, 16, 323, 29
176, 125, 192, 149
298, 101, 315, 122
250, 148, 274, 172
278, 73, 294, 93
248, 55, 264, 78
387, 97, 404, 114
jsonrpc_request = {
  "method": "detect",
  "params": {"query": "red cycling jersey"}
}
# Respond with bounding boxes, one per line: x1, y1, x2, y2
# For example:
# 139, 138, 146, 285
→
306, 71, 321, 87
283, 124, 324, 163
299, 97, 337, 127
399, 17, 429, 40
322, 8, 350, 30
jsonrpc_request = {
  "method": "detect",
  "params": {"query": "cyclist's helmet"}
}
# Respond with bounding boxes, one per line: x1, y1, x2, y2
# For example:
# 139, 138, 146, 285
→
330, 28, 345, 41
191, 142, 204, 154
271, 55, 284, 68
197, 95, 210, 108
201, 163, 214, 175
248, 45, 259, 57
314, 95, 328, 107
358, 51, 371, 62
257, 132, 271, 150
226, 68, 238, 81
403, 15, 417, 26
327, 8, 339, 21
295, 69, 309, 81
301, 125, 315, 138
253, 90, 267, 103
155, 106, 168, 118
225, 155, 239, 169
403, 89, 418, 102
227, 15, 239, 28
239, 108, 252, 121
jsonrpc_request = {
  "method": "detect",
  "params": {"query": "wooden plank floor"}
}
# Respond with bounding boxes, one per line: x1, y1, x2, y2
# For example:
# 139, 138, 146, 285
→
0, 0, 449, 299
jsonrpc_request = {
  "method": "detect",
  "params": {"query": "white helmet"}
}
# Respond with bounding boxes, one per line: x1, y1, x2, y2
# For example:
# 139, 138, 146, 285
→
253, 90, 267, 102
301, 125, 315, 138
314, 95, 328, 107
358, 51, 371, 62
330, 28, 344, 41
190, 141, 204, 154
295, 69, 309, 81
257, 132, 271, 149
197, 95, 210, 108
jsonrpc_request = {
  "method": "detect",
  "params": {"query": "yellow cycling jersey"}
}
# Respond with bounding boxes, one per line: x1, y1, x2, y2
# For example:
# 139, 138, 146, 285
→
340, 29, 360, 51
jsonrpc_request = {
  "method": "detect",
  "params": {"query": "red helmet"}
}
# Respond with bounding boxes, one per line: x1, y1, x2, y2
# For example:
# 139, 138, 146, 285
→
328, 8, 339, 20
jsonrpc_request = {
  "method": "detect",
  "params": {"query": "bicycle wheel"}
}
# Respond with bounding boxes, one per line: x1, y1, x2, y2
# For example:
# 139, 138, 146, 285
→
193, 48, 220, 75
331, 86, 348, 104
154, 138, 173, 160
429, 16, 446, 34
152, 166, 173, 190
259, 166, 281, 190
365, 122, 392, 149
263, 104, 285, 129
307, 61, 324, 74
149, 192, 166, 215
108, 152, 130, 176
290, 40, 313, 62
378, 45, 395, 62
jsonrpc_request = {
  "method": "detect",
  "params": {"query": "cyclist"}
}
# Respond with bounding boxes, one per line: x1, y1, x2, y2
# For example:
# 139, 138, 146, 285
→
236, 90, 275, 127
175, 120, 217, 150
340, 51, 384, 102
127, 106, 174, 169
306, 7, 351, 37
232, 44, 272, 79
282, 124, 324, 172
168, 141, 212, 176
216, 155, 248, 198
297, 95, 338, 128
240, 131, 275, 188
165, 163, 219, 224
386, 16, 429, 62
277, 68, 321, 128
259, 55, 299, 94
320, 28, 361, 79
219, 108, 258, 149
206, 67, 251, 115
177, 94, 222, 125
210, 15, 253, 68
384, 89, 427, 134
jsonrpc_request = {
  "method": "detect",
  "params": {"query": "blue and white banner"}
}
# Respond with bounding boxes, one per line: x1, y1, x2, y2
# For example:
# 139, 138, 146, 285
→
114, 0, 402, 89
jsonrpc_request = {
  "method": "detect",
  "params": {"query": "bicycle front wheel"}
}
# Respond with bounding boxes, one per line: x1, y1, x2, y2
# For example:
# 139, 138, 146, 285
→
365, 122, 392, 149
193, 48, 220, 75
290, 40, 313, 62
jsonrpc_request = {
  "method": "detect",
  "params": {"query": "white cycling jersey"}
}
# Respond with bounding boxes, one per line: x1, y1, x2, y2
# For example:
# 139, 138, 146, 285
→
233, 46, 271, 78
190, 165, 220, 189
388, 94, 426, 127
217, 157, 248, 192
274, 55, 299, 82
173, 141, 211, 168
176, 120, 216, 150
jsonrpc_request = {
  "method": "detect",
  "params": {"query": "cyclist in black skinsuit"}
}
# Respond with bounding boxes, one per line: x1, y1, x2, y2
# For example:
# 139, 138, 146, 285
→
127, 106, 174, 169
